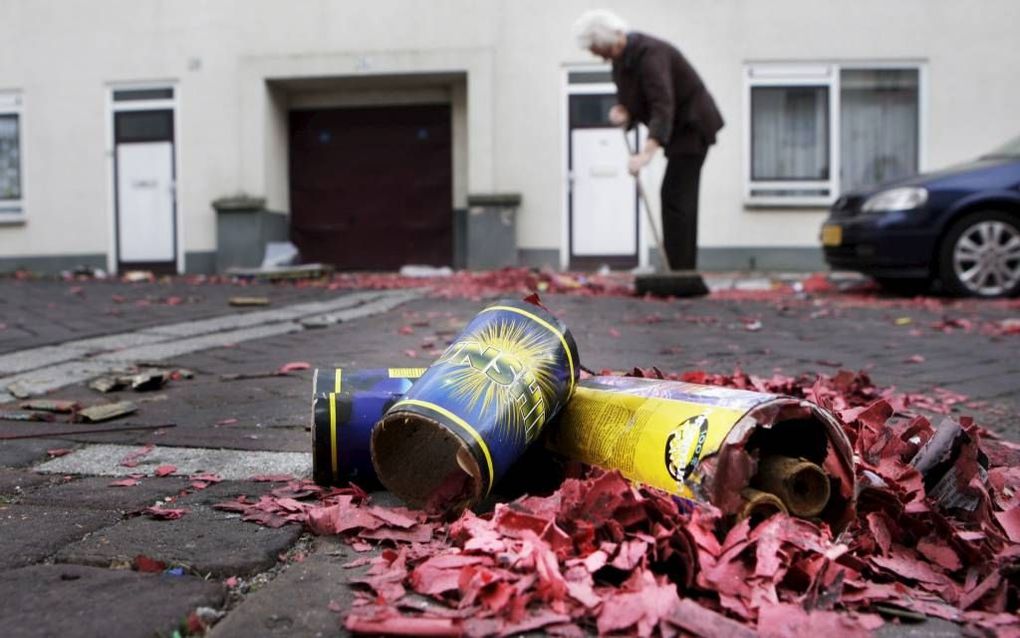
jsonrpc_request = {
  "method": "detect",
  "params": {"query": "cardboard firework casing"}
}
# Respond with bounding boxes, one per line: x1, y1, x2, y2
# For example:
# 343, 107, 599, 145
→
310, 368, 426, 487
372, 299, 579, 510
544, 376, 857, 531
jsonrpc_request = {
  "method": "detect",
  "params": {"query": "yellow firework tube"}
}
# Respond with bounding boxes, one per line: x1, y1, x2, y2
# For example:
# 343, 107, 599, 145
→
545, 376, 856, 531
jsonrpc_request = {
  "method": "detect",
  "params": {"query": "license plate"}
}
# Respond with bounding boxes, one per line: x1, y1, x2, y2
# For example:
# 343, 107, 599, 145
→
821, 225, 842, 247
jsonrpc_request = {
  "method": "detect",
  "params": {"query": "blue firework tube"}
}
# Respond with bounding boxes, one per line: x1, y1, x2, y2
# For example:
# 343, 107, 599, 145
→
311, 367, 427, 398
372, 299, 579, 510
310, 368, 424, 487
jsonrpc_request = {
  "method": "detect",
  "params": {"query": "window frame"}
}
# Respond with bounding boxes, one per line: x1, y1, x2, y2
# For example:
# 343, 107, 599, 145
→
743, 61, 926, 208
0, 92, 25, 222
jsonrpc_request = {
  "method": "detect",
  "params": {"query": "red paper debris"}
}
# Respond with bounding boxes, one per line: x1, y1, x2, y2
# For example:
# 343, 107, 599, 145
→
119, 444, 155, 468
994, 506, 1020, 543
215, 362, 1020, 636
154, 465, 176, 477
132, 554, 167, 573
109, 478, 140, 488
278, 361, 311, 373
142, 506, 188, 520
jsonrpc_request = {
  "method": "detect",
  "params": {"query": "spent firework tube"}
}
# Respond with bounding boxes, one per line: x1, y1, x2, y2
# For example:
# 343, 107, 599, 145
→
372, 298, 579, 511
545, 376, 857, 531
310, 368, 425, 487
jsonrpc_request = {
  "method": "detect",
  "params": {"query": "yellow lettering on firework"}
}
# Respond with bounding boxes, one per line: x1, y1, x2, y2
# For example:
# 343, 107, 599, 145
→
442, 339, 546, 441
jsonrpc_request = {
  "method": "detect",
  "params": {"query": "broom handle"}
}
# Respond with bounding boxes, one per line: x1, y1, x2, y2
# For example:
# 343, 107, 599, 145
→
622, 130, 673, 271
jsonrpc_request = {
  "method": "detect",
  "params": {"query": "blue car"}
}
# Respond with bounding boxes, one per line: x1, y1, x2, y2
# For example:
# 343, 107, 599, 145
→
822, 136, 1020, 297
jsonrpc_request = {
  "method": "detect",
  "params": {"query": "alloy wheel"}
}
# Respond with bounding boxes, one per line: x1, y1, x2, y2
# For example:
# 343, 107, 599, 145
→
952, 220, 1020, 296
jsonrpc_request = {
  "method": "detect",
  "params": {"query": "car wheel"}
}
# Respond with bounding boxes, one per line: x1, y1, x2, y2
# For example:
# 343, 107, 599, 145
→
938, 211, 1020, 298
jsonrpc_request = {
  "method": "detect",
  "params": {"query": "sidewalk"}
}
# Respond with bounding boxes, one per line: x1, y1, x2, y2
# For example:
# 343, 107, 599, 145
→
0, 274, 1017, 636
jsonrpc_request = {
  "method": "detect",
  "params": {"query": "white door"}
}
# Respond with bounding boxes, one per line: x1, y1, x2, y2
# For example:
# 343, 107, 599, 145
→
570, 128, 637, 258
117, 142, 175, 263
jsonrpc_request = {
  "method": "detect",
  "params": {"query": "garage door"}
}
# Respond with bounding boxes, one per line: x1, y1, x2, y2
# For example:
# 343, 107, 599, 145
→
289, 104, 452, 270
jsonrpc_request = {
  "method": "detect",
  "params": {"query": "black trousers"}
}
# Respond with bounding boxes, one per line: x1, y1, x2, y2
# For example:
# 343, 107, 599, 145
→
660, 152, 707, 270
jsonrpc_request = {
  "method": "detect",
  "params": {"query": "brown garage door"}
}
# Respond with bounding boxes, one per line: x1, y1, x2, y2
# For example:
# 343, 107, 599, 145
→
289, 104, 452, 270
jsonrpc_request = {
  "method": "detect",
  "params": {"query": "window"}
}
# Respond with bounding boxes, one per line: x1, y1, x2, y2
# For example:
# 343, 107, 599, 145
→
0, 93, 22, 217
745, 64, 922, 206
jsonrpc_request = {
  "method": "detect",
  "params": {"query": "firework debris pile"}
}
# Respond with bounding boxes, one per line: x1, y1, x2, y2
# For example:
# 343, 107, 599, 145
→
326, 268, 636, 299
215, 368, 1020, 636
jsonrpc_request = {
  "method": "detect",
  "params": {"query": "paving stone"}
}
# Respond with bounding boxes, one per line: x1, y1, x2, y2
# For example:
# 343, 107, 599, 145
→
0, 469, 52, 498
57, 506, 302, 577
21, 475, 191, 512
0, 504, 119, 569
210, 537, 366, 638
0, 438, 75, 467
95, 322, 304, 364
174, 479, 278, 508
36, 444, 311, 480
0, 563, 224, 638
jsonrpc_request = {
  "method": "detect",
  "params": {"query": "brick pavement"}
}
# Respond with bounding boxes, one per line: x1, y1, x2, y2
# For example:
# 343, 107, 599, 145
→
0, 278, 1017, 636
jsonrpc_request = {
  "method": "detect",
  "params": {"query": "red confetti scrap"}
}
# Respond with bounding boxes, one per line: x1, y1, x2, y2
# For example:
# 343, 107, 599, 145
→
132, 554, 167, 573
109, 478, 140, 488
218, 365, 1020, 636
142, 506, 188, 520
224, 576, 239, 588
905, 354, 926, 364
119, 444, 155, 468
154, 465, 176, 477
278, 361, 311, 373
398, 325, 415, 335
215, 418, 238, 426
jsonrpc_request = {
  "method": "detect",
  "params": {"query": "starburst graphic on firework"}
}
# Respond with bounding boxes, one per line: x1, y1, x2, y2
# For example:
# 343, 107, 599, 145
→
439, 318, 562, 444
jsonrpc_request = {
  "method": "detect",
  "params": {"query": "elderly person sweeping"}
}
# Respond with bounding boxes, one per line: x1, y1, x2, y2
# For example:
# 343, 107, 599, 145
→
574, 9, 723, 274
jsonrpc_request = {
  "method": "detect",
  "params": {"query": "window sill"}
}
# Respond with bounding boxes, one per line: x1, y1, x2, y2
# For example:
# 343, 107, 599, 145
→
0, 215, 26, 226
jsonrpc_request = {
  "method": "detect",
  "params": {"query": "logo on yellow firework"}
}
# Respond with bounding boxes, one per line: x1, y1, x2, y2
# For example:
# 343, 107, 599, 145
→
665, 414, 709, 483
439, 319, 559, 444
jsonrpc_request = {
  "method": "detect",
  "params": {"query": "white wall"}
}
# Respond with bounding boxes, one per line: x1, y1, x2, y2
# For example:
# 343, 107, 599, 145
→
0, 0, 1017, 266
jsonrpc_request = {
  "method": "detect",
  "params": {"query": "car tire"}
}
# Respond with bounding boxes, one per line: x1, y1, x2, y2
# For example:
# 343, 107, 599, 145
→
938, 210, 1020, 298
873, 277, 932, 296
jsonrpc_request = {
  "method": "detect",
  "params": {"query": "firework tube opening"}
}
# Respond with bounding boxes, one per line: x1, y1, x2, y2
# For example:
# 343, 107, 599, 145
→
755, 456, 831, 517
738, 488, 789, 526
372, 411, 483, 511
734, 401, 855, 532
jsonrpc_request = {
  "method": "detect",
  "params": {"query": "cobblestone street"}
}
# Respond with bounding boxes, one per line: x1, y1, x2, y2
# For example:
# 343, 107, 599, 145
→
0, 275, 1017, 636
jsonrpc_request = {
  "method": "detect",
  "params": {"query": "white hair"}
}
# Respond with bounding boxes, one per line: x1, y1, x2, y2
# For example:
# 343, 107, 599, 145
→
573, 9, 628, 50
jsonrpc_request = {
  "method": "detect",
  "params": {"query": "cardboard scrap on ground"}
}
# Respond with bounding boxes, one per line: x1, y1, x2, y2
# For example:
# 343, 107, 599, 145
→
229, 296, 271, 307
20, 399, 80, 413
78, 401, 137, 423
0, 410, 56, 422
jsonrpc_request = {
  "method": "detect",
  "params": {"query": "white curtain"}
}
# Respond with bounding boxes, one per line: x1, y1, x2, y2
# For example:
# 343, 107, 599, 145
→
751, 87, 829, 180
0, 114, 20, 200
840, 69, 919, 192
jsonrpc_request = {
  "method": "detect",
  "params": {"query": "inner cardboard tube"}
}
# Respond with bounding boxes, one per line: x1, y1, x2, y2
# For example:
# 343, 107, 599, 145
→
738, 488, 789, 525
371, 411, 482, 510
755, 455, 831, 518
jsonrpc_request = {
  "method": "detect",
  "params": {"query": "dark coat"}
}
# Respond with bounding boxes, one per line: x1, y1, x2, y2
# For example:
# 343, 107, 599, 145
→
612, 32, 724, 156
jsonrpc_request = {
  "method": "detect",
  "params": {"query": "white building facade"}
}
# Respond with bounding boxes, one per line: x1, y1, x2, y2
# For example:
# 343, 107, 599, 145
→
0, 0, 1017, 273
